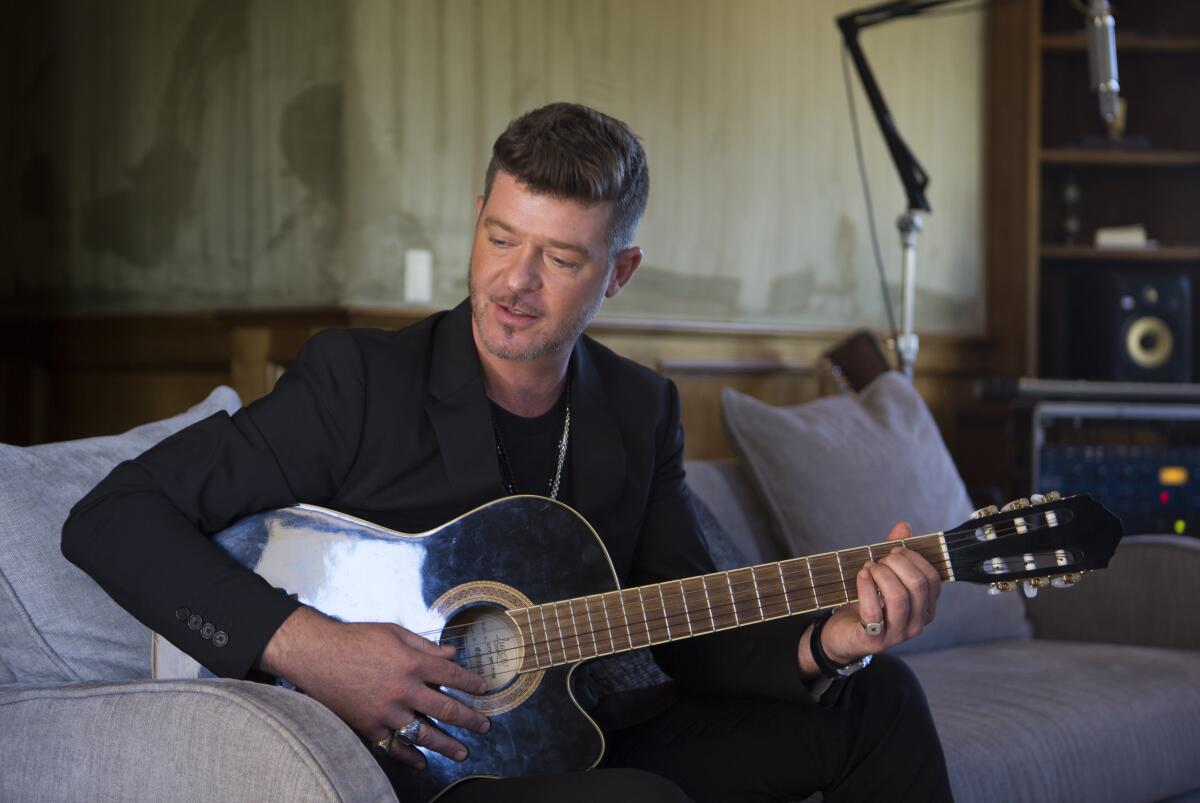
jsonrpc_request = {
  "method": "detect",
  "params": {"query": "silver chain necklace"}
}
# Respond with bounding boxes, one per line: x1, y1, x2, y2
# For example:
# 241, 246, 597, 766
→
490, 385, 571, 500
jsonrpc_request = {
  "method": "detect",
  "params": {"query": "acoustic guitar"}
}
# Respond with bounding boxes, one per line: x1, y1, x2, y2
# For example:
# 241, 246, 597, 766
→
153, 492, 1122, 802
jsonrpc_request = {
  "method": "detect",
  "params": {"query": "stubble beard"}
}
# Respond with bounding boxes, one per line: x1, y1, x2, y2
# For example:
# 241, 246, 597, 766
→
469, 272, 606, 363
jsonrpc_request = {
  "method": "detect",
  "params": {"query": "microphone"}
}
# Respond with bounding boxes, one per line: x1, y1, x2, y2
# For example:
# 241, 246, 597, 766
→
1085, 0, 1120, 123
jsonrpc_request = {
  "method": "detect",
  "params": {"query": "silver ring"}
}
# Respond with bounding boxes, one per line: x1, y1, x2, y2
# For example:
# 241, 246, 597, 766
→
395, 717, 423, 746
861, 620, 885, 636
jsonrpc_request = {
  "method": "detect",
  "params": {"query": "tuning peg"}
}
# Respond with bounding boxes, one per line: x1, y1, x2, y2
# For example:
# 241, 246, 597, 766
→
987, 581, 1017, 595
1001, 498, 1031, 512
1045, 491, 1061, 501
1051, 572, 1083, 589
970, 505, 1000, 520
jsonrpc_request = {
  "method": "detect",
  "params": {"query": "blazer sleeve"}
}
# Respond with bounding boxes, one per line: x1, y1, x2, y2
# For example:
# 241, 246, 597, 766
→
61, 329, 367, 679
635, 380, 814, 702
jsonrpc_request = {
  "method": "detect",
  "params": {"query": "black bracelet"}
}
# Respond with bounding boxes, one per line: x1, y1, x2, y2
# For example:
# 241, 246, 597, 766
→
809, 610, 843, 679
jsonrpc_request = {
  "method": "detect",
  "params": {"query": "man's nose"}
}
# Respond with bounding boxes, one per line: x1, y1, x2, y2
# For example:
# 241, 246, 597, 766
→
505, 246, 543, 292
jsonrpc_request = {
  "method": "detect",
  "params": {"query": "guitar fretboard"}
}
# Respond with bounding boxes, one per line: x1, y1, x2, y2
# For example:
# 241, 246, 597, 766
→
506, 533, 952, 671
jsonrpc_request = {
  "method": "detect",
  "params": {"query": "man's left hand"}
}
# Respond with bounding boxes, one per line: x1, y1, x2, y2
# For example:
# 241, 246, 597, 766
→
801, 521, 942, 672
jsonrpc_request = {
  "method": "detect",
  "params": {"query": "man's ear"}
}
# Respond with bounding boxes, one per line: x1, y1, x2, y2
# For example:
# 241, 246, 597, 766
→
475, 195, 485, 217
605, 247, 643, 298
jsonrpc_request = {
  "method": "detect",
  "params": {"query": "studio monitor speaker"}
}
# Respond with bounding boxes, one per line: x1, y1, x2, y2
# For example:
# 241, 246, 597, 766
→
1102, 271, 1191, 383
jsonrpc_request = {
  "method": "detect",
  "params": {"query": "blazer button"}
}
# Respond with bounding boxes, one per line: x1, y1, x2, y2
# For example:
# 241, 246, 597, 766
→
213, 631, 229, 648
200, 623, 216, 640
187, 614, 204, 631
175, 607, 190, 622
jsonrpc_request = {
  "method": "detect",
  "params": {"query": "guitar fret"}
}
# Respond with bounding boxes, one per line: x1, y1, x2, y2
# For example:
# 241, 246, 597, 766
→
699, 575, 724, 630
551, 602, 572, 663
758, 562, 789, 619
624, 588, 650, 648
834, 551, 851, 602
561, 600, 583, 662
637, 588, 651, 643
680, 577, 712, 634
749, 566, 766, 621
678, 579, 694, 635
805, 557, 819, 606
813, 554, 847, 607
624, 592, 643, 648
786, 557, 816, 610
605, 591, 632, 652
777, 563, 793, 615
729, 567, 762, 624
567, 598, 594, 660
639, 586, 669, 644
657, 584, 673, 640
594, 593, 616, 654
537, 605, 554, 666
724, 573, 740, 625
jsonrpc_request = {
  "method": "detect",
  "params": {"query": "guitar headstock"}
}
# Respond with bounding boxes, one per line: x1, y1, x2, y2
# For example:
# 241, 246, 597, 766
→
945, 493, 1123, 597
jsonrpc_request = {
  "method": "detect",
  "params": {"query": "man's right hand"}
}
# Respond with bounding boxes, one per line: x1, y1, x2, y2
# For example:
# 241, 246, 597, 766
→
257, 606, 491, 769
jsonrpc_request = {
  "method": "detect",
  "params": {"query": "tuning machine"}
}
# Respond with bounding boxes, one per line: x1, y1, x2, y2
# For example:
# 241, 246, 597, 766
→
1030, 491, 1062, 505
1022, 576, 1051, 598
987, 580, 1017, 595
1001, 497, 1031, 512
970, 505, 999, 520
1050, 572, 1083, 589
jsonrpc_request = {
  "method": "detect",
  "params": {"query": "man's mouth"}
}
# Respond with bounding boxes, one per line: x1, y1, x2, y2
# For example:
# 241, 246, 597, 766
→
495, 300, 539, 319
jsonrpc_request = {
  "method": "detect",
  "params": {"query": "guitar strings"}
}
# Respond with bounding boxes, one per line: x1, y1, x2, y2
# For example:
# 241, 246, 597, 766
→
431, 542, 1070, 673
427, 534, 1058, 660
421, 528, 1068, 669
418, 515, 1065, 648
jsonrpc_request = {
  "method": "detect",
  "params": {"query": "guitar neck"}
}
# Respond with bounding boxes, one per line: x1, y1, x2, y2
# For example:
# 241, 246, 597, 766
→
507, 532, 952, 672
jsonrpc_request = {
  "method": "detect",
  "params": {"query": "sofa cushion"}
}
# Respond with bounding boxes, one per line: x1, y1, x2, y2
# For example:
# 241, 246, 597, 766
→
905, 639, 1200, 803
720, 373, 1030, 653
0, 387, 242, 684
0, 679, 397, 802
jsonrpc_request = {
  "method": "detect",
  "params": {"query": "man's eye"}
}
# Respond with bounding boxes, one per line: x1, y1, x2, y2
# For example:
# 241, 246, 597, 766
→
489, 237, 511, 248
551, 256, 578, 269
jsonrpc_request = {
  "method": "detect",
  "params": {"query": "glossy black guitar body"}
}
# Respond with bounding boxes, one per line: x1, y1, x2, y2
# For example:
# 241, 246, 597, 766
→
212, 496, 617, 802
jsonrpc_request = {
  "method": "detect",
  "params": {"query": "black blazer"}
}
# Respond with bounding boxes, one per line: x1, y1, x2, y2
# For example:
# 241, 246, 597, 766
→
62, 301, 807, 698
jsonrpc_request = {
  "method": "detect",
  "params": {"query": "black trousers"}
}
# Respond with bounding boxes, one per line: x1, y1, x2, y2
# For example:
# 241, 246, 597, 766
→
439, 655, 953, 803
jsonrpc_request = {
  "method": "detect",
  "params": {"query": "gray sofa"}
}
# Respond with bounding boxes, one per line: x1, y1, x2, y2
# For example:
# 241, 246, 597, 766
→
3, 385, 1199, 802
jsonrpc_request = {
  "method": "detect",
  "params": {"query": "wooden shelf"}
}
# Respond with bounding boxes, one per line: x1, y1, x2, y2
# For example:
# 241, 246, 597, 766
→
1042, 33, 1200, 52
1041, 148, 1200, 167
1041, 245, 1200, 262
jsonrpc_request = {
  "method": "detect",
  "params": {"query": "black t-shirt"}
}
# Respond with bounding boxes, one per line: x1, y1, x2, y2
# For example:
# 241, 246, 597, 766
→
488, 389, 573, 505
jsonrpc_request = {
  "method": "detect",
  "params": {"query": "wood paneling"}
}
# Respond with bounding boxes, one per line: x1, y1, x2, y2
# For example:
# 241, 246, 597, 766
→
4, 310, 1001, 499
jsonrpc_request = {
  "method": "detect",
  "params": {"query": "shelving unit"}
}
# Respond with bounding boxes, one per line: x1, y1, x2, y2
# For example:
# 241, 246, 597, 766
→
985, 1, 1200, 378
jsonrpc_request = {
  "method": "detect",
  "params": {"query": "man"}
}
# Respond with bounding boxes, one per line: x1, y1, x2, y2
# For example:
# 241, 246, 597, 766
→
63, 102, 952, 802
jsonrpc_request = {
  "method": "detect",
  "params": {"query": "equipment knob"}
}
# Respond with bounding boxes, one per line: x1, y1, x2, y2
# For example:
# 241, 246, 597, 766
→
1001, 498, 1031, 512
970, 505, 1000, 519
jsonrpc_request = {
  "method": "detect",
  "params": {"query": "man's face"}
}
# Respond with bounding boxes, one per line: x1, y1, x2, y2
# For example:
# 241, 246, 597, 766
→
468, 170, 639, 363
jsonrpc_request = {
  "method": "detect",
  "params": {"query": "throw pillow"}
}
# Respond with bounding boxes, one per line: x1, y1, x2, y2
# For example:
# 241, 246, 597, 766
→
721, 372, 1030, 653
0, 386, 243, 684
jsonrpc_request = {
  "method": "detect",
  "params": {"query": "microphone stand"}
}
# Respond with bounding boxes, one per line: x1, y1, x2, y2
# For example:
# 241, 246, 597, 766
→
837, 0, 961, 376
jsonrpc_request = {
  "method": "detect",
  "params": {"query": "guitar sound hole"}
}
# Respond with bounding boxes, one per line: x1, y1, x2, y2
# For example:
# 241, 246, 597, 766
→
442, 605, 523, 692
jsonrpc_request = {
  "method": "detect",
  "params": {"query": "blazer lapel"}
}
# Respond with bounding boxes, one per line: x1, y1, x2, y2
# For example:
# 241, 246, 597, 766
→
424, 302, 504, 503
569, 337, 627, 525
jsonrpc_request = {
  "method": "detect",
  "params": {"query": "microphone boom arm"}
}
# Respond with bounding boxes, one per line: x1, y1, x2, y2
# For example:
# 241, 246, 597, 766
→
835, 0, 966, 375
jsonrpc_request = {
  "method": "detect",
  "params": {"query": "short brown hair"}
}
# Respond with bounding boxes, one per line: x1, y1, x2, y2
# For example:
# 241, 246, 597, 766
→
484, 102, 649, 258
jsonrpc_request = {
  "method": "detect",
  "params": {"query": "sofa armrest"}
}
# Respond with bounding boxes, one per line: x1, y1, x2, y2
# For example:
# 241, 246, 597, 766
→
0, 679, 397, 803
1024, 535, 1200, 651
